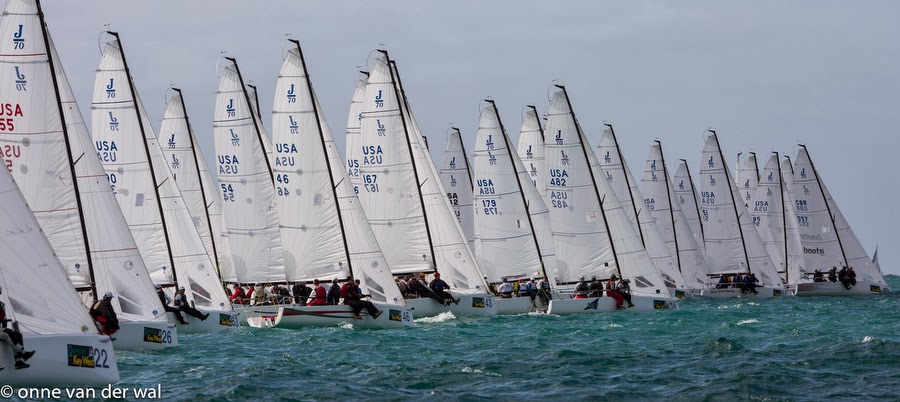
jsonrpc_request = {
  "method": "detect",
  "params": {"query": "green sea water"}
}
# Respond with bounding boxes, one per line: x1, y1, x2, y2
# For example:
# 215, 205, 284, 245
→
107, 275, 900, 401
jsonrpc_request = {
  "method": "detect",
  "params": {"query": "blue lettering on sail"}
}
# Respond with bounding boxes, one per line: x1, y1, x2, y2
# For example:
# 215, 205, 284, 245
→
448, 157, 456, 169
106, 78, 116, 98
485, 135, 494, 150
12, 24, 24, 49
374, 89, 383, 108
14, 66, 26, 91
476, 179, 495, 195
549, 191, 568, 208
529, 163, 537, 177
709, 175, 716, 187
289, 115, 299, 135
767, 172, 774, 182
95, 141, 118, 162
226, 99, 235, 117
603, 151, 611, 164
347, 159, 359, 177
488, 151, 497, 165
650, 160, 657, 171
803, 185, 810, 195
450, 175, 457, 188
800, 168, 807, 179
167, 133, 176, 149
170, 154, 180, 169
678, 180, 684, 190
376, 119, 385, 136
217, 155, 240, 175
275, 143, 298, 154
549, 169, 568, 187
560, 150, 569, 166
286, 83, 296, 103
651, 171, 658, 182
230, 129, 240, 146
108, 112, 118, 131
555, 130, 563, 145
275, 156, 295, 167
606, 171, 613, 183
708, 156, 714, 168
525, 145, 533, 159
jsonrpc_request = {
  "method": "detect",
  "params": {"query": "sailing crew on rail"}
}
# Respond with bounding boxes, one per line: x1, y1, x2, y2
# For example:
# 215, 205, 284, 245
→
340, 276, 382, 320
574, 277, 589, 298
292, 282, 312, 305
174, 287, 209, 321
307, 279, 328, 306
0, 286, 35, 370
230, 284, 247, 305
327, 279, 341, 305
90, 291, 120, 336
430, 272, 460, 306
497, 278, 514, 298
606, 274, 625, 309
157, 284, 187, 325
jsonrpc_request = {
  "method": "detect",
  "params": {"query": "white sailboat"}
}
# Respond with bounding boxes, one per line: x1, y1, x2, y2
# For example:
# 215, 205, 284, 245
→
596, 125, 689, 295
640, 141, 712, 289
439, 128, 475, 250
0, 153, 119, 386
697, 131, 784, 297
0, 2, 174, 350
516, 105, 548, 198
160, 89, 235, 288
348, 51, 495, 317
253, 40, 411, 328
736, 152, 760, 211
543, 86, 677, 314
673, 159, 708, 258
91, 35, 236, 334
792, 145, 890, 295
472, 100, 558, 314
749, 152, 806, 288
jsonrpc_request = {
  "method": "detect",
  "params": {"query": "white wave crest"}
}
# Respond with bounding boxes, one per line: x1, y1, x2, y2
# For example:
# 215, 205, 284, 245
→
415, 311, 456, 324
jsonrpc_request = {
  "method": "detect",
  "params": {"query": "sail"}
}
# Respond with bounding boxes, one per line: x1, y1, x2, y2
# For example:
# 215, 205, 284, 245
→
597, 127, 686, 289
673, 160, 707, 257
0, 165, 97, 335
214, 59, 285, 284
472, 102, 557, 283
736, 153, 759, 211
0, 6, 163, 321
516, 106, 547, 198
750, 153, 806, 284
345, 72, 368, 192
439, 128, 474, 249
544, 87, 668, 295
779, 156, 805, 283
794, 147, 886, 286
641, 142, 711, 287
698, 133, 782, 287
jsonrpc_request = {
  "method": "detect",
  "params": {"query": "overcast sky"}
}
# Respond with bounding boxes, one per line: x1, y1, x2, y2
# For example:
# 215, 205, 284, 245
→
33, 1, 900, 275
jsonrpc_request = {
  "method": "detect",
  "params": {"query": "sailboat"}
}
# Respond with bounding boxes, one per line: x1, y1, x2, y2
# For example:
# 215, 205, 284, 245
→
472, 100, 558, 314
673, 159, 708, 258
736, 152, 759, 211
0, 0, 174, 350
697, 131, 784, 297
91, 33, 235, 333
439, 128, 475, 249
749, 152, 806, 289
640, 141, 712, 289
347, 51, 495, 317
792, 145, 890, 295
597, 125, 689, 295
0, 154, 120, 385
543, 86, 676, 314
160, 88, 236, 288
516, 105, 548, 198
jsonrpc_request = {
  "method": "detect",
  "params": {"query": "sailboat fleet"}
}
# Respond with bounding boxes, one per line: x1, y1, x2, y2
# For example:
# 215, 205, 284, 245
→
0, 0, 892, 387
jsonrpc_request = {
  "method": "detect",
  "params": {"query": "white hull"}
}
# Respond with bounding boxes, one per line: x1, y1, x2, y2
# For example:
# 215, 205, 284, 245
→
0, 333, 119, 386
698, 287, 785, 298
796, 280, 891, 296
494, 296, 549, 315
547, 294, 678, 315
166, 309, 240, 334
405, 293, 497, 318
669, 288, 696, 299
111, 320, 178, 351
235, 303, 414, 329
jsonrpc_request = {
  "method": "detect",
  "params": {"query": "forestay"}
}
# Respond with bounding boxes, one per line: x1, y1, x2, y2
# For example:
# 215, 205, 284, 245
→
439, 128, 474, 249
516, 106, 548, 198
214, 59, 285, 284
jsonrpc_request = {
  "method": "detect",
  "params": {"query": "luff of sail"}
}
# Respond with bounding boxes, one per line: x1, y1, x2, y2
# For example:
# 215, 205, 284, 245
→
439, 128, 474, 249
214, 58, 285, 284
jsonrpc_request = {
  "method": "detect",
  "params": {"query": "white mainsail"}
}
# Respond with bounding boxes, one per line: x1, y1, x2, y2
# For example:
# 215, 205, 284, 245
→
596, 126, 687, 289
439, 128, 474, 249
793, 146, 887, 287
698, 132, 782, 288
641, 142, 711, 287
91, 36, 229, 310
516, 106, 548, 198
673, 160, 707, 257
214, 58, 285, 283
345, 71, 368, 192
472, 101, 557, 283
160, 90, 235, 283
750, 153, 806, 284
0, 12, 163, 322
736, 152, 759, 211
543, 86, 669, 296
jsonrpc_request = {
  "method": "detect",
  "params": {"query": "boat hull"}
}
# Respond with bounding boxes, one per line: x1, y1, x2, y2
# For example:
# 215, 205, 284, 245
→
167, 309, 241, 334
698, 287, 785, 298
494, 296, 549, 315
405, 293, 497, 318
111, 320, 178, 351
0, 333, 119, 387
795, 280, 891, 296
235, 303, 414, 329
547, 294, 678, 315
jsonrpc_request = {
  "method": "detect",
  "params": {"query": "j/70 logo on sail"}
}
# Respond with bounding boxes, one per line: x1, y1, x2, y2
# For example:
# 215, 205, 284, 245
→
14, 66, 26, 91
287, 83, 296, 103
374, 89, 383, 108
289, 116, 299, 134
230, 129, 240, 146
106, 78, 116, 98
226, 99, 235, 117
12, 25, 24, 49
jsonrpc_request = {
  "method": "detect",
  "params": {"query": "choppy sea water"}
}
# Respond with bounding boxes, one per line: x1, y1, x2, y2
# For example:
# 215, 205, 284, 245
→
108, 275, 900, 401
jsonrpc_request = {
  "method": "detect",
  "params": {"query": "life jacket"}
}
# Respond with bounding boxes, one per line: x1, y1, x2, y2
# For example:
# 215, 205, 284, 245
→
310, 286, 327, 304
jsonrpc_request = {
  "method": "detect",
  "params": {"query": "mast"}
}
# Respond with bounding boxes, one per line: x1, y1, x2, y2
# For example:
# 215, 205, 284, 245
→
488, 100, 551, 287
40, 0, 98, 300
110, 31, 179, 287
773, 151, 789, 282
174, 87, 222, 280
710, 130, 751, 275
227, 57, 276, 184
681, 159, 705, 243
802, 144, 848, 266
452, 127, 474, 184
606, 123, 645, 246
527, 104, 545, 142
247, 84, 263, 121
560, 86, 622, 277
291, 39, 354, 275
383, 51, 438, 272
656, 141, 681, 272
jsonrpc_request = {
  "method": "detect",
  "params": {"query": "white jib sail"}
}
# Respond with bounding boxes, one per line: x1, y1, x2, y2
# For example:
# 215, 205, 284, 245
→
736, 152, 759, 211
641, 142, 710, 287
698, 133, 782, 288
214, 59, 285, 284
516, 106, 548, 199
597, 127, 686, 289
439, 128, 474, 249
779, 156, 806, 283
544, 87, 668, 296
673, 160, 707, 257
0, 11, 163, 321
750, 153, 806, 284
473, 102, 557, 283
